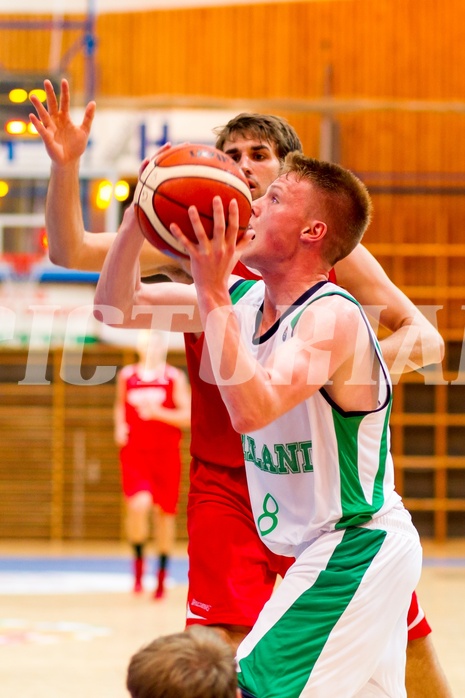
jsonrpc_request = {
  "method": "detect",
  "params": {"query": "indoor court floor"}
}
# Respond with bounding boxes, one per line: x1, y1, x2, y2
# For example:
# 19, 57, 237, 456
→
0, 539, 464, 697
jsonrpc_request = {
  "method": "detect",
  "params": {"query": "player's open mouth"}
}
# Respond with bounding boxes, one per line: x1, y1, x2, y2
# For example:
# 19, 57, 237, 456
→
246, 223, 255, 239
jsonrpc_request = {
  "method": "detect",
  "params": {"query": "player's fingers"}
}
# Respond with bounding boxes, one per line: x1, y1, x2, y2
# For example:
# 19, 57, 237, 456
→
169, 222, 196, 253
59, 78, 70, 113
44, 79, 59, 116
225, 198, 239, 243
81, 101, 96, 134
188, 205, 210, 245
28, 97, 49, 127
28, 113, 46, 136
138, 158, 150, 177
151, 142, 172, 161
211, 196, 226, 242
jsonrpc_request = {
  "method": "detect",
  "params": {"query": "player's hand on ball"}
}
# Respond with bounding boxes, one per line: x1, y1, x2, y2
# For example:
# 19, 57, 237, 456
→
170, 196, 252, 288
138, 142, 174, 178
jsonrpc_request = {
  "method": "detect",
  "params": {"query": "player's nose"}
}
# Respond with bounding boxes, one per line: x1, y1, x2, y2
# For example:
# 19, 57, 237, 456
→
238, 154, 253, 173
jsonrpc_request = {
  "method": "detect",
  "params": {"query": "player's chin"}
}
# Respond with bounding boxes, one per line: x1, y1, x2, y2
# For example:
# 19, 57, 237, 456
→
240, 229, 255, 247
238, 240, 256, 263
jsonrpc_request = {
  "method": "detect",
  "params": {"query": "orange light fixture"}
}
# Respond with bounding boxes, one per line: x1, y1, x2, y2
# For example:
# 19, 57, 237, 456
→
96, 180, 113, 209
5, 119, 27, 135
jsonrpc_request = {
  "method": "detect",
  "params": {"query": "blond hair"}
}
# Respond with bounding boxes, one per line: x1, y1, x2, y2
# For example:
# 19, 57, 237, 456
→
282, 152, 373, 266
126, 626, 238, 698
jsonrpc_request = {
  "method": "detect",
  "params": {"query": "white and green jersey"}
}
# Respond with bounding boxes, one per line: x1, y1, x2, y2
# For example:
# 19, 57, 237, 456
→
230, 278, 401, 557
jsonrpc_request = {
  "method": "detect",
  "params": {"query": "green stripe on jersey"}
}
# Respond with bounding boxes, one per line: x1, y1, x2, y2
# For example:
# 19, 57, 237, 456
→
332, 403, 392, 528
237, 527, 387, 698
230, 279, 257, 304
373, 404, 392, 510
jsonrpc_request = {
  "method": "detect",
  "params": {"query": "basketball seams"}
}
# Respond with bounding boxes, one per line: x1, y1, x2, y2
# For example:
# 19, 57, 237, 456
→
136, 195, 189, 256
137, 158, 157, 185
144, 164, 252, 203
154, 189, 250, 232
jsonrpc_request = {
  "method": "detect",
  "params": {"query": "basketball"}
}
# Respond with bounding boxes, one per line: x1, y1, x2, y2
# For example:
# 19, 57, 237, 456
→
133, 143, 253, 259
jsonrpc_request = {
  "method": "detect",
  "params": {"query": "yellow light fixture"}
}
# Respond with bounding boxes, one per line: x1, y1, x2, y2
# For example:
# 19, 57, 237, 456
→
27, 121, 38, 135
5, 119, 27, 135
114, 180, 130, 201
28, 88, 47, 103
0, 181, 9, 197
9, 88, 28, 104
96, 180, 113, 210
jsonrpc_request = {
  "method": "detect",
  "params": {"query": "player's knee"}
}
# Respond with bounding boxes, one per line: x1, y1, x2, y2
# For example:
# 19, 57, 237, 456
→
127, 490, 152, 511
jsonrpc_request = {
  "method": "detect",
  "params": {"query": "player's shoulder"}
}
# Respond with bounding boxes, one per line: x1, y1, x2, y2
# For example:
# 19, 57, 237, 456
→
165, 363, 185, 380
299, 286, 361, 329
312, 288, 360, 314
229, 275, 263, 303
119, 364, 136, 379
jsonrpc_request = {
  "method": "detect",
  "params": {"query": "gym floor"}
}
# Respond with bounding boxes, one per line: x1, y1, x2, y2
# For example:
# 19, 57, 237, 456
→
0, 539, 464, 697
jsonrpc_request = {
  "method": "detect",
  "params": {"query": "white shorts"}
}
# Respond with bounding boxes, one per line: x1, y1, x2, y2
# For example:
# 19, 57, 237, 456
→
236, 505, 422, 698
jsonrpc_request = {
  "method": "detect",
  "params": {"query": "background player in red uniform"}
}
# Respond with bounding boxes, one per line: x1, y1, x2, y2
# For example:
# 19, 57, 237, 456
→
31, 80, 451, 697
114, 329, 191, 597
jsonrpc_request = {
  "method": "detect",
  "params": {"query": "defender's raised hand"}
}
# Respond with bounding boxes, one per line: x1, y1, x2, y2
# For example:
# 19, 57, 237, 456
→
29, 78, 96, 165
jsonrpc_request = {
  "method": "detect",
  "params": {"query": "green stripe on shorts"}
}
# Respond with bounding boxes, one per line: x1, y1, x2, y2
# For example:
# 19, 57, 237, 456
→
237, 527, 387, 698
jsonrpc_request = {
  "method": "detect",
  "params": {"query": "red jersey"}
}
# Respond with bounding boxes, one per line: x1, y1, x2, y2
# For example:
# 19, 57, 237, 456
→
184, 264, 337, 467
121, 364, 182, 451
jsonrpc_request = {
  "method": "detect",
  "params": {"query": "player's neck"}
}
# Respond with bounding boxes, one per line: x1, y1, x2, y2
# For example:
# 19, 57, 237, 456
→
262, 270, 328, 307
137, 361, 165, 380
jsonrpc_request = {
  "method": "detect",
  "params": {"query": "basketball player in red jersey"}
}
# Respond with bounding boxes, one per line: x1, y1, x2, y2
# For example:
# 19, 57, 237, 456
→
31, 80, 451, 697
114, 329, 191, 597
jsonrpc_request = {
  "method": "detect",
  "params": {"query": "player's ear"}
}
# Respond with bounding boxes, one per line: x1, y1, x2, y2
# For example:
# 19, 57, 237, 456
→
300, 221, 327, 241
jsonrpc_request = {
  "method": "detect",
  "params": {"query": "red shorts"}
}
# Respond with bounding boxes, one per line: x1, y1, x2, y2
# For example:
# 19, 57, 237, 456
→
186, 458, 293, 628
120, 445, 181, 514
407, 589, 432, 641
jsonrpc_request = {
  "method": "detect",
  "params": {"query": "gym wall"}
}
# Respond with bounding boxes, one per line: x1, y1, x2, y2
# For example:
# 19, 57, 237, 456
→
0, 0, 464, 541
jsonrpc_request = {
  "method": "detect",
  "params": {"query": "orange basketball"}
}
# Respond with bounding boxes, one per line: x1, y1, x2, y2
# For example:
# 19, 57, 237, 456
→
134, 144, 252, 259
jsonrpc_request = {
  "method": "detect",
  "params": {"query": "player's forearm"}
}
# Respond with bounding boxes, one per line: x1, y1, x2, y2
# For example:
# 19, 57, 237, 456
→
138, 241, 193, 282
47, 161, 116, 271
46, 161, 94, 268
199, 291, 274, 432
337, 245, 444, 375
150, 405, 191, 428
94, 219, 146, 327
46, 159, 192, 278
379, 318, 445, 376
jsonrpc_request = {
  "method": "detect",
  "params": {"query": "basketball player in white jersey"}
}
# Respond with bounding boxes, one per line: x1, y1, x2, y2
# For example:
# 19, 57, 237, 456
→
94, 153, 422, 696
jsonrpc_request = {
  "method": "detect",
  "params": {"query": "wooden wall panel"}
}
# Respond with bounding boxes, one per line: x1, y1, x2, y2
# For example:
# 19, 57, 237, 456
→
1, 3, 465, 101
0, 349, 191, 542
0, 14, 85, 80
2, 2, 464, 179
